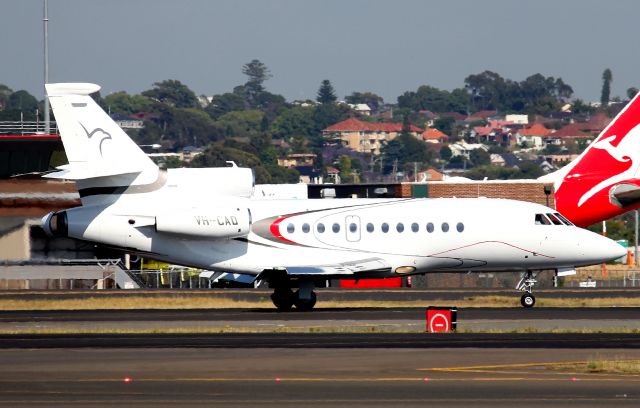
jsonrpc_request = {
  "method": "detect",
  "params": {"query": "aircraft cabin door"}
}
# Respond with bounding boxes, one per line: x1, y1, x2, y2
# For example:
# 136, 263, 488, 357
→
345, 215, 361, 242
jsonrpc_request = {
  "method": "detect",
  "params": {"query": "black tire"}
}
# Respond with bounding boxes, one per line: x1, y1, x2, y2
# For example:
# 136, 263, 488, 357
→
294, 291, 317, 311
271, 289, 294, 312
520, 293, 535, 308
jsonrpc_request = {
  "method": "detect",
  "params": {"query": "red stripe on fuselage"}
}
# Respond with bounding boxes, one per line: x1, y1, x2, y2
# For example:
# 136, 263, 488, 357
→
269, 215, 299, 245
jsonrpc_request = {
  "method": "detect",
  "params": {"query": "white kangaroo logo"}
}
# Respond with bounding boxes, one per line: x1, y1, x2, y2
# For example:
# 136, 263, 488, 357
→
578, 124, 640, 206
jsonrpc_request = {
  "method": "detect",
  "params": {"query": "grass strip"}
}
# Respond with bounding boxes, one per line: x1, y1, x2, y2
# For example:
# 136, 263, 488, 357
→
1, 295, 640, 310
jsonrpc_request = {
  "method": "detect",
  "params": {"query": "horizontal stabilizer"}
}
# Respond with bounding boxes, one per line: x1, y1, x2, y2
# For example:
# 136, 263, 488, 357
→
610, 183, 640, 208
44, 163, 145, 180
284, 258, 391, 276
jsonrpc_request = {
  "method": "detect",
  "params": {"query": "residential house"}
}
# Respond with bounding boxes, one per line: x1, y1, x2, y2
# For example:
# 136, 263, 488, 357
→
348, 104, 372, 116
449, 141, 488, 159
545, 124, 591, 146
414, 168, 445, 182
277, 153, 316, 168
323, 118, 423, 155
422, 128, 449, 144
110, 113, 144, 130
515, 124, 551, 148
490, 154, 506, 166
465, 110, 499, 123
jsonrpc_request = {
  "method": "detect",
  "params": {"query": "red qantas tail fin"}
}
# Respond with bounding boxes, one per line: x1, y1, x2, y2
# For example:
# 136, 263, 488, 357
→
543, 92, 640, 226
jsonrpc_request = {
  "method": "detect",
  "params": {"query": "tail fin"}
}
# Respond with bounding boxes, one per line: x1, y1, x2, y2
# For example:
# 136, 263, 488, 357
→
542, 92, 640, 226
45, 83, 157, 180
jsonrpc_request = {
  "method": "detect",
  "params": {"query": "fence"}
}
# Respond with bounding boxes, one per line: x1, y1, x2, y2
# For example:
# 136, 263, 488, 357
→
0, 120, 58, 135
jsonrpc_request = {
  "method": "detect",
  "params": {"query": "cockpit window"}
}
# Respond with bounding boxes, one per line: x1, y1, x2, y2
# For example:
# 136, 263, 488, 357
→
555, 213, 573, 226
535, 214, 551, 225
546, 213, 563, 225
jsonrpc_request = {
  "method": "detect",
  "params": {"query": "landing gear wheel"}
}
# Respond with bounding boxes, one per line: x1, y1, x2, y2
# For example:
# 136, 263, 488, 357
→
521, 293, 535, 308
294, 290, 317, 311
271, 289, 295, 312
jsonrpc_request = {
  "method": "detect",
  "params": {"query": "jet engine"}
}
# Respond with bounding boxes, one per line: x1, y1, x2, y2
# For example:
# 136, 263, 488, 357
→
41, 211, 69, 238
155, 207, 251, 239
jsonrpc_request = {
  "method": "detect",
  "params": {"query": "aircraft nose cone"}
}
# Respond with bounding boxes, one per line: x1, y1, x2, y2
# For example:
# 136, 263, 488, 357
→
589, 234, 627, 263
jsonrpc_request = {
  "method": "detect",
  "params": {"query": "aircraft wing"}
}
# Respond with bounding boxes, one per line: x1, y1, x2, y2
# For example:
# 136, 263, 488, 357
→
282, 257, 392, 276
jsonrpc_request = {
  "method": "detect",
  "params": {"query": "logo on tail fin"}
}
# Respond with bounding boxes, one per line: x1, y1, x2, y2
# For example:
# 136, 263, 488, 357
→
79, 123, 112, 157
577, 124, 640, 206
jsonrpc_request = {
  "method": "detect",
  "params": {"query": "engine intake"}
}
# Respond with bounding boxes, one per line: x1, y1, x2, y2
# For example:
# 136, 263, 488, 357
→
41, 211, 69, 237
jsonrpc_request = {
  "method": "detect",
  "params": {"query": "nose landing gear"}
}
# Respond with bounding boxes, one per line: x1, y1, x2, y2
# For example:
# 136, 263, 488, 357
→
517, 271, 537, 308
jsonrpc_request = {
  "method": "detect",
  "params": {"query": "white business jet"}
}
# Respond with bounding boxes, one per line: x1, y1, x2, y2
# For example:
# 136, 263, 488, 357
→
41, 83, 625, 310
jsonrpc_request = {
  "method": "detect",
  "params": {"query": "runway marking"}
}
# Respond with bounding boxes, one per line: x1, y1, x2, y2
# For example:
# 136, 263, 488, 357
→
1, 376, 639, 384
419, 360, 640, 379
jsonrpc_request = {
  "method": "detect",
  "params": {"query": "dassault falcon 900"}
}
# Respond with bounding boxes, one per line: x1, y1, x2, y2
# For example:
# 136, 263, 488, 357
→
41, 83, 625, 310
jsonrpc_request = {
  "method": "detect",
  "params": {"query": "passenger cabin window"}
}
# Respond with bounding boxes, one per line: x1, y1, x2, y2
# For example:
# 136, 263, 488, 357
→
287, 223, 295, 233
366, 223, 374, 233
456, 222, 464, 232
442, 222, 449, 232
426, 223, 434, 233
411, 223, 419, 233
546, 213, 563, 225
381, 223, 389, 233
396, 223, 404, 233
317, 223, 325, 233
535, 214, 551, 225
302, 223, 310, 233
332, 223, 340, 233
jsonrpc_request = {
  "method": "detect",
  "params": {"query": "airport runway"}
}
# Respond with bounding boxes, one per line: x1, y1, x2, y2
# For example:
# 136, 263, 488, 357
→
2, 307, 640, 332
2, 300, 640, 406
1, 347, 639, 407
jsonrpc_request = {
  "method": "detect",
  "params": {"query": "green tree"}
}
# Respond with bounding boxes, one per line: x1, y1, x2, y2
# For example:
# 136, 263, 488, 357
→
433, 116, 455, 136
439, 145, 452, 161
601, 68, 612, 107
142, 79, 199, 109
345, 91, 384, 112
469, 148, 490, 167
205, 92, 246, 119
398, 85, 469, 113
104, 91, 154, 114
7, 90, 38, 112
337, 155, 353, 183
216, 110, 264, 139
242, 59, 272, 104
0, 84, 13, 109
271, 106, 316, 139
627, 87, 639, 100
317, 80, 337, 104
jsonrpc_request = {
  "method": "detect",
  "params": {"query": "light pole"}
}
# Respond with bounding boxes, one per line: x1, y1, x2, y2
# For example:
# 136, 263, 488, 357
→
43, 0, 50, 134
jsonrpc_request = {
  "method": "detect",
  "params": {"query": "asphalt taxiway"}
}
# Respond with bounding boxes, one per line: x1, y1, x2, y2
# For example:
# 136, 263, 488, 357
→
1, 347, 639, 407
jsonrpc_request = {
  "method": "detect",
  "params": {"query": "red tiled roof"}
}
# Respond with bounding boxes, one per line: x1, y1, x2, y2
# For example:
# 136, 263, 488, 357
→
439, 112, 467, 121
323, 118, 423, 133
422, 128, 449, 140
584, 112, 611, 131
519, 123, 551, 137
473, 126, 493, 136
467, 110, 498, 120
550, 124, 590, 138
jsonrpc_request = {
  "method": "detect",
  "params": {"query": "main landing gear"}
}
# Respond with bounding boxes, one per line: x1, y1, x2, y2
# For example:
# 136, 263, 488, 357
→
516, 270, 537, 308
270, 280, 317, 312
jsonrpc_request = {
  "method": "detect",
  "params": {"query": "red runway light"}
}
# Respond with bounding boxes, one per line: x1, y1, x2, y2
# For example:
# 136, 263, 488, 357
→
123, 377, 132, 383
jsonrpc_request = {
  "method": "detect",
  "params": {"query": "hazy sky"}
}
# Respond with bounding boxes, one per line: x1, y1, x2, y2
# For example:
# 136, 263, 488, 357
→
3, 0, 640, 103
